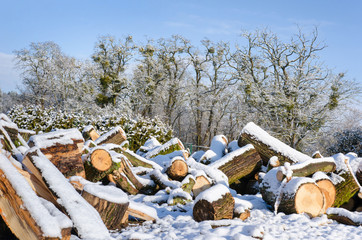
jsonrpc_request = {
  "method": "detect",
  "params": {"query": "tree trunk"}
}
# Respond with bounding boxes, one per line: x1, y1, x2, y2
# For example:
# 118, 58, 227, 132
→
327, 208, 362, 226
94, 126, 127, 146
166, 157, 188, 181
108, 169, 139, 195
239, 122, 312, 165
193, 184, 234, 222
28, 129, 85, 178
82, 187, 129, 230
210, 144, 262, 184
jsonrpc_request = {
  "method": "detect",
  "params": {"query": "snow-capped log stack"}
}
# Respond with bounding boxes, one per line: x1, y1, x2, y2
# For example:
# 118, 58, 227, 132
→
193, 184, 235, 222
28, 129, 85, 178
209, 144, 262, 184
22, 148, 111, 239
166, 156, 189, 181
144, 137, 188, 160
81, 182, 129, 230
260, 168, 327, 217
238, 122, 312, 165
0, 119, 19, 152
82, 125, 100, 141
199, 135, 228, 164
331, 154, 360, 207
275, 158, 336, 181
94, 126, 127, 146
0, 153, 72, 240
327, 208, 362, 226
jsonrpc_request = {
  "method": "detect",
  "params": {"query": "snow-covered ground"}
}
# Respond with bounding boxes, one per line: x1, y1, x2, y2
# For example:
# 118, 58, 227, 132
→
103, 193, 362, 240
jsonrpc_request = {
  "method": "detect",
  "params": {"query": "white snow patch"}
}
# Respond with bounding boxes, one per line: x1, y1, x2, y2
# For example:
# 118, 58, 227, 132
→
195, 184, 230, 203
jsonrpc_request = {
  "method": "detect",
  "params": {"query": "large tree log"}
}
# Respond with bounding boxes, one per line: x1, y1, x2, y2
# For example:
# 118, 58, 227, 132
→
108, 168, 139, 195
327, 208, 362, 226
193, 184, 234, 222
192, 175, 212, 197
166, 157, 188, 181
260, 169, 325, 217
82, 184, 129, 230
239, 122, 312, 165
276, 157, 336, 181
28, 129, 85, 178
330, 154, 360, 207
22, 148, 111, 239
82, 125, 100, 141
0, 153, 72, 240
144, 138, 187, 159
110, 146, 160, 169
94, 126, 127, 146
210, 144, 262, 184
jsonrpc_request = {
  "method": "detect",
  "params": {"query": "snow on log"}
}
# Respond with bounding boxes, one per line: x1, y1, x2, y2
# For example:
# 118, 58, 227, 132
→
200, 135, 228, 164
22, 148, 111, 239
94, 126, 127, 146
0, 120, 18, 151
312, 151, 323, 159
144, 137, 186, 159
313, 172, 336, 212
166, 156, 188, 181
149, 169, 181, 189
108, 144, 162, 169
82, 183, 129, 230
327, 208, 362, 226
330, 153, 360, 207
260, 169, 325, 217
276, 157, 336, 181
127, 201, 158, 222
0, 153, 72, 240
277, 177, 325, 217
239, 122, 312, 165
28, 129, 85, 178
193, 184, 234, 222
210, 144, 262, 184
82, 125, 100, 141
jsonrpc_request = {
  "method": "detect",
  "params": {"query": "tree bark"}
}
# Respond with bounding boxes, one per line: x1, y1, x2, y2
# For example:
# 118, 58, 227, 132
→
94, 126, 127, 146
193, 186, 234, 222
28, 129, 85, 178
82, 125, 100, 141
144, 138, 186, 159
82, 188, 129, 230
210, 144, 262, 184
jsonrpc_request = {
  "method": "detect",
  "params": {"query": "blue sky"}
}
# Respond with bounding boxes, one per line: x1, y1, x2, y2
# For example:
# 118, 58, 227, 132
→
1, 0, 361, 93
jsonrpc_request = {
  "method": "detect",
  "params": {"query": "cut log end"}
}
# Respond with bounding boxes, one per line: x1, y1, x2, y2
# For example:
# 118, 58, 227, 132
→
192, 175, 212, 197
167, 159, 188, 181
294, 183, 324, 217
316, 179, 336, 212
90, 149, 113, 172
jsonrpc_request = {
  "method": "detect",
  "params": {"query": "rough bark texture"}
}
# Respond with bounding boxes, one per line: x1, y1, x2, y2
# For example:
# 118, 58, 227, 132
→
327, 210, 362, 226
82, 190, 129, 230
239, 132, 309, 165
214, 147, 262, 184
95, 127, 127, 146
332, 170, 360, 207
181, 176, 196, 194
166, 159, 188, 181
114, 148, 154, 168
276, 160, 336, 181
193, 192, 234, 222
0, 163, 71, 240
145, 138, 185, 159
277, 182, 325, 217
28, 134, 85, 179
108, 169, 139, 195
119, 157, 144, 191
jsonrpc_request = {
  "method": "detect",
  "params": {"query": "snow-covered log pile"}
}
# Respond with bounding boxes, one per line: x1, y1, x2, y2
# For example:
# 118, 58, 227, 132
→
0, 115, 361, 240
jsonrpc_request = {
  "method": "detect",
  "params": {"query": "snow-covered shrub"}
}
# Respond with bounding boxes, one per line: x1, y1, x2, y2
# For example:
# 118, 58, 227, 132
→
7, 105, 173, 151
327, 128, 362, 156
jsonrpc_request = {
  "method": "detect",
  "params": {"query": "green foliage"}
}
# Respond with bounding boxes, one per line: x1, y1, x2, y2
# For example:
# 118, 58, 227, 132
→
7, 105, 173, 151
